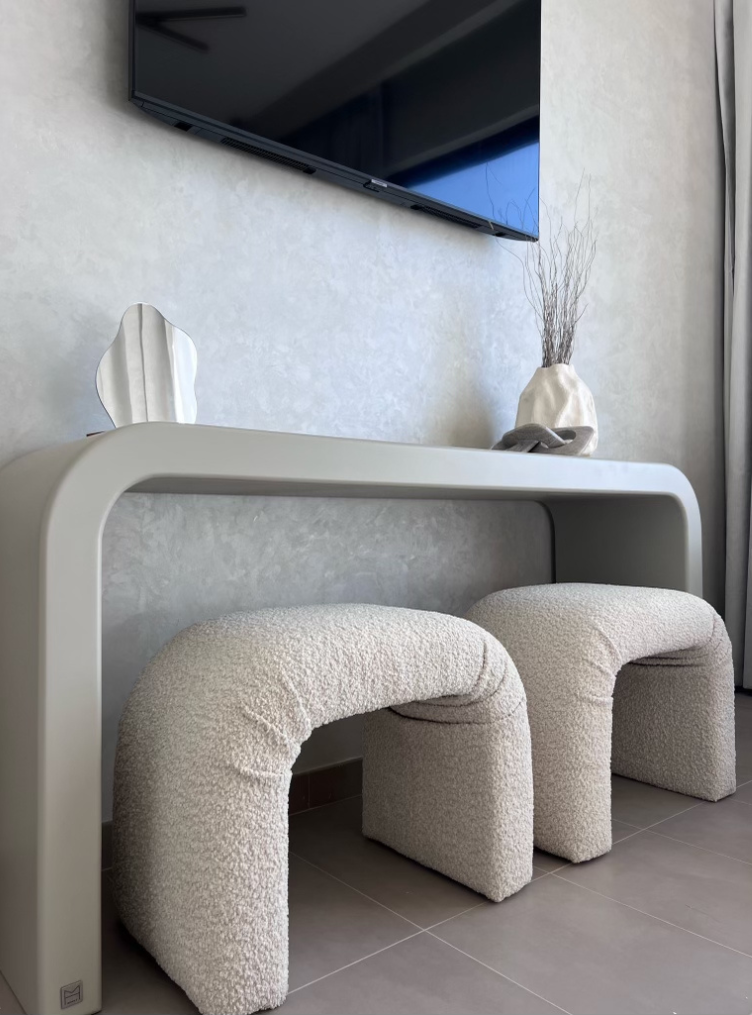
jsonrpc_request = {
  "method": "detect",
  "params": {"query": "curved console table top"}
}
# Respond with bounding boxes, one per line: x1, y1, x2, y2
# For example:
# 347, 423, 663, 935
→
0, 423, 702, 1015
1, 418, 701, 500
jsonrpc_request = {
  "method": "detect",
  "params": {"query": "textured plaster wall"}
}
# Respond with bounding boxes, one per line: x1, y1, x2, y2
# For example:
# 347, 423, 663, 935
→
0, 0, 723, 819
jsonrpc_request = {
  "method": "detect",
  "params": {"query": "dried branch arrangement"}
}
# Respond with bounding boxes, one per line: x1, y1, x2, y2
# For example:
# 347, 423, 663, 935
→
523, 195, 597, 367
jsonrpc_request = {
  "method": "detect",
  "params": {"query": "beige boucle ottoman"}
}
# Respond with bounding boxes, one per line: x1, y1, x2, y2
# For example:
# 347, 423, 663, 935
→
113, 604, 533, 1015
466, 584, 736, 863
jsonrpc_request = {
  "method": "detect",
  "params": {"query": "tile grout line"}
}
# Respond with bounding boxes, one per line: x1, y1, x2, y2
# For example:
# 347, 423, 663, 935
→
286, 854, 564, 1005
645, 826, 752, 867
550, 871, 752, 960
534, 859, 571, 873
422, 901, 489, 931
630, 799, 702, 831
531, 866, 554, 878
531, 797, 729, 879
290, 852, 550, 933
286, 929, 425, 996
290, 790, 362, 819
534, 822, 657, 874
532, 805, 699, 873
600, 827, 645, 848
290, 849, 498, 934
286, 791, 746, 1001
424, 930, 572, 1014
598, 800, 703, 851
589, 795, 752, 866
290, 850, 433, 931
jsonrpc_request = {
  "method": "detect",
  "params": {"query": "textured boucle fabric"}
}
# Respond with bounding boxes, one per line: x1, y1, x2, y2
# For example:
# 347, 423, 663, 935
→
466, 584, 736, 863
113, 604, 533, 1015
363, 698, 532, 900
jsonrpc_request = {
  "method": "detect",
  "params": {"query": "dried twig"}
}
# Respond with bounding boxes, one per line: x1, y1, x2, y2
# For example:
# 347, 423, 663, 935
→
507, 181, 596, 367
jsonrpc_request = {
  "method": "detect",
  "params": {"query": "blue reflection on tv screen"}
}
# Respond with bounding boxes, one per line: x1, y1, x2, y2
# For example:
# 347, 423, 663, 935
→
409, 139, 539, 236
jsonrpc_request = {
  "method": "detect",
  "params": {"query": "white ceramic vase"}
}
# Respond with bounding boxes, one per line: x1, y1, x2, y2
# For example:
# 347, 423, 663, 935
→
515, 364, 598, 455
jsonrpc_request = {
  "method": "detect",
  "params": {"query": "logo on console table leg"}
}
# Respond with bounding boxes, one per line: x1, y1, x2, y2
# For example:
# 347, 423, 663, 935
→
60, 980, 83, 1008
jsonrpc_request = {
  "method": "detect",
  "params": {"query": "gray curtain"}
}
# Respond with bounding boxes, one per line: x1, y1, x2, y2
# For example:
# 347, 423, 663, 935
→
716, 0, 752, 687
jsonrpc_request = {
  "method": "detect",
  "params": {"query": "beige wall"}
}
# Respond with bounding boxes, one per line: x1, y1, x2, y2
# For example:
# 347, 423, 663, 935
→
541, 0, 724, 609
0, 1, 723, 818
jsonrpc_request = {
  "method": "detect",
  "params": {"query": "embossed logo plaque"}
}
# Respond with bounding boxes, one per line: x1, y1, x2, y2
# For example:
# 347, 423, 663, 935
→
60, 980, 83, 1008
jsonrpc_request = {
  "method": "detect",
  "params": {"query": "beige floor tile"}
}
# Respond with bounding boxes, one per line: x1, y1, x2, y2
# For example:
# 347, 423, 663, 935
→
278, 932, 563, 1015
531, 848, 569, 872
653, 796, 752, 864
433, 873, 752, 1015
290, 797, 484, 927
560, 828, 752, 953
611, 818, 640, 842
734, 780, 752, 803
610, 775, 697, 827
99, 858, 418, 1013
288, 855, 416, 990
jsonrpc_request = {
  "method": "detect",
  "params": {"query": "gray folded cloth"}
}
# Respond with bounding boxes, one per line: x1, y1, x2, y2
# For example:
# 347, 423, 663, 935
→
493, 423, 596, 456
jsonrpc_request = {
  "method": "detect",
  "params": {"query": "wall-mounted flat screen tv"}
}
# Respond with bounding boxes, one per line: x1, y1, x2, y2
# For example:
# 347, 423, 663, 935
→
130, 0, 541, 239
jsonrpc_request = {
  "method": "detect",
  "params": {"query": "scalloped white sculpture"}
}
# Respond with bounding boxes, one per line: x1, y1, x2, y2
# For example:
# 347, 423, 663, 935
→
96, 304, 198, 427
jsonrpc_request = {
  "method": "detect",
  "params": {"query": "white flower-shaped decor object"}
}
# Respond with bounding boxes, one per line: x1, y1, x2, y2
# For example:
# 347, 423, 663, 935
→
96, 303, 198, 427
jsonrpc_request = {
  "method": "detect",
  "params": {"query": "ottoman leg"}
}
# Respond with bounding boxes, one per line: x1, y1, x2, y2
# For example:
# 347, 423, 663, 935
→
527, 692, 614, 863
613, 616, 736, 800
363, 701, 534, 902
115, 769, 290, 1015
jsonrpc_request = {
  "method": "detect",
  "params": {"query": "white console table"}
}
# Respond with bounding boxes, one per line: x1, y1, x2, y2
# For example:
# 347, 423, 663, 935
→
0, 423, 702, 1015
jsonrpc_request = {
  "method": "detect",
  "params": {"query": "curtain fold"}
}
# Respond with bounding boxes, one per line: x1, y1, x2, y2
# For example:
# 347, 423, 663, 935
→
715, 0, 752, 687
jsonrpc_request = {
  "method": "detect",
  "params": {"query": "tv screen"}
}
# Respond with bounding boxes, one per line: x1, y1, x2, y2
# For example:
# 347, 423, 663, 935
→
130, 0, 540, 239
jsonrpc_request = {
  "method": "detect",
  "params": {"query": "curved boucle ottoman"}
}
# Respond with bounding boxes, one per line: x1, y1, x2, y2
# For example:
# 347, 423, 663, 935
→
466, 584, 736, 863
113, 604, 533, 1015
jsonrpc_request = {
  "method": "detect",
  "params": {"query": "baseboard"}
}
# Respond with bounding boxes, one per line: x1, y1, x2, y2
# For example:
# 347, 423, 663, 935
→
101, 757, 363, 870
290, 757, 363, 815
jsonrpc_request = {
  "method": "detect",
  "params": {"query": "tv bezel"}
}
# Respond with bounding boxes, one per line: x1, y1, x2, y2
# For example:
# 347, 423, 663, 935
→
128, 0, 540, 241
